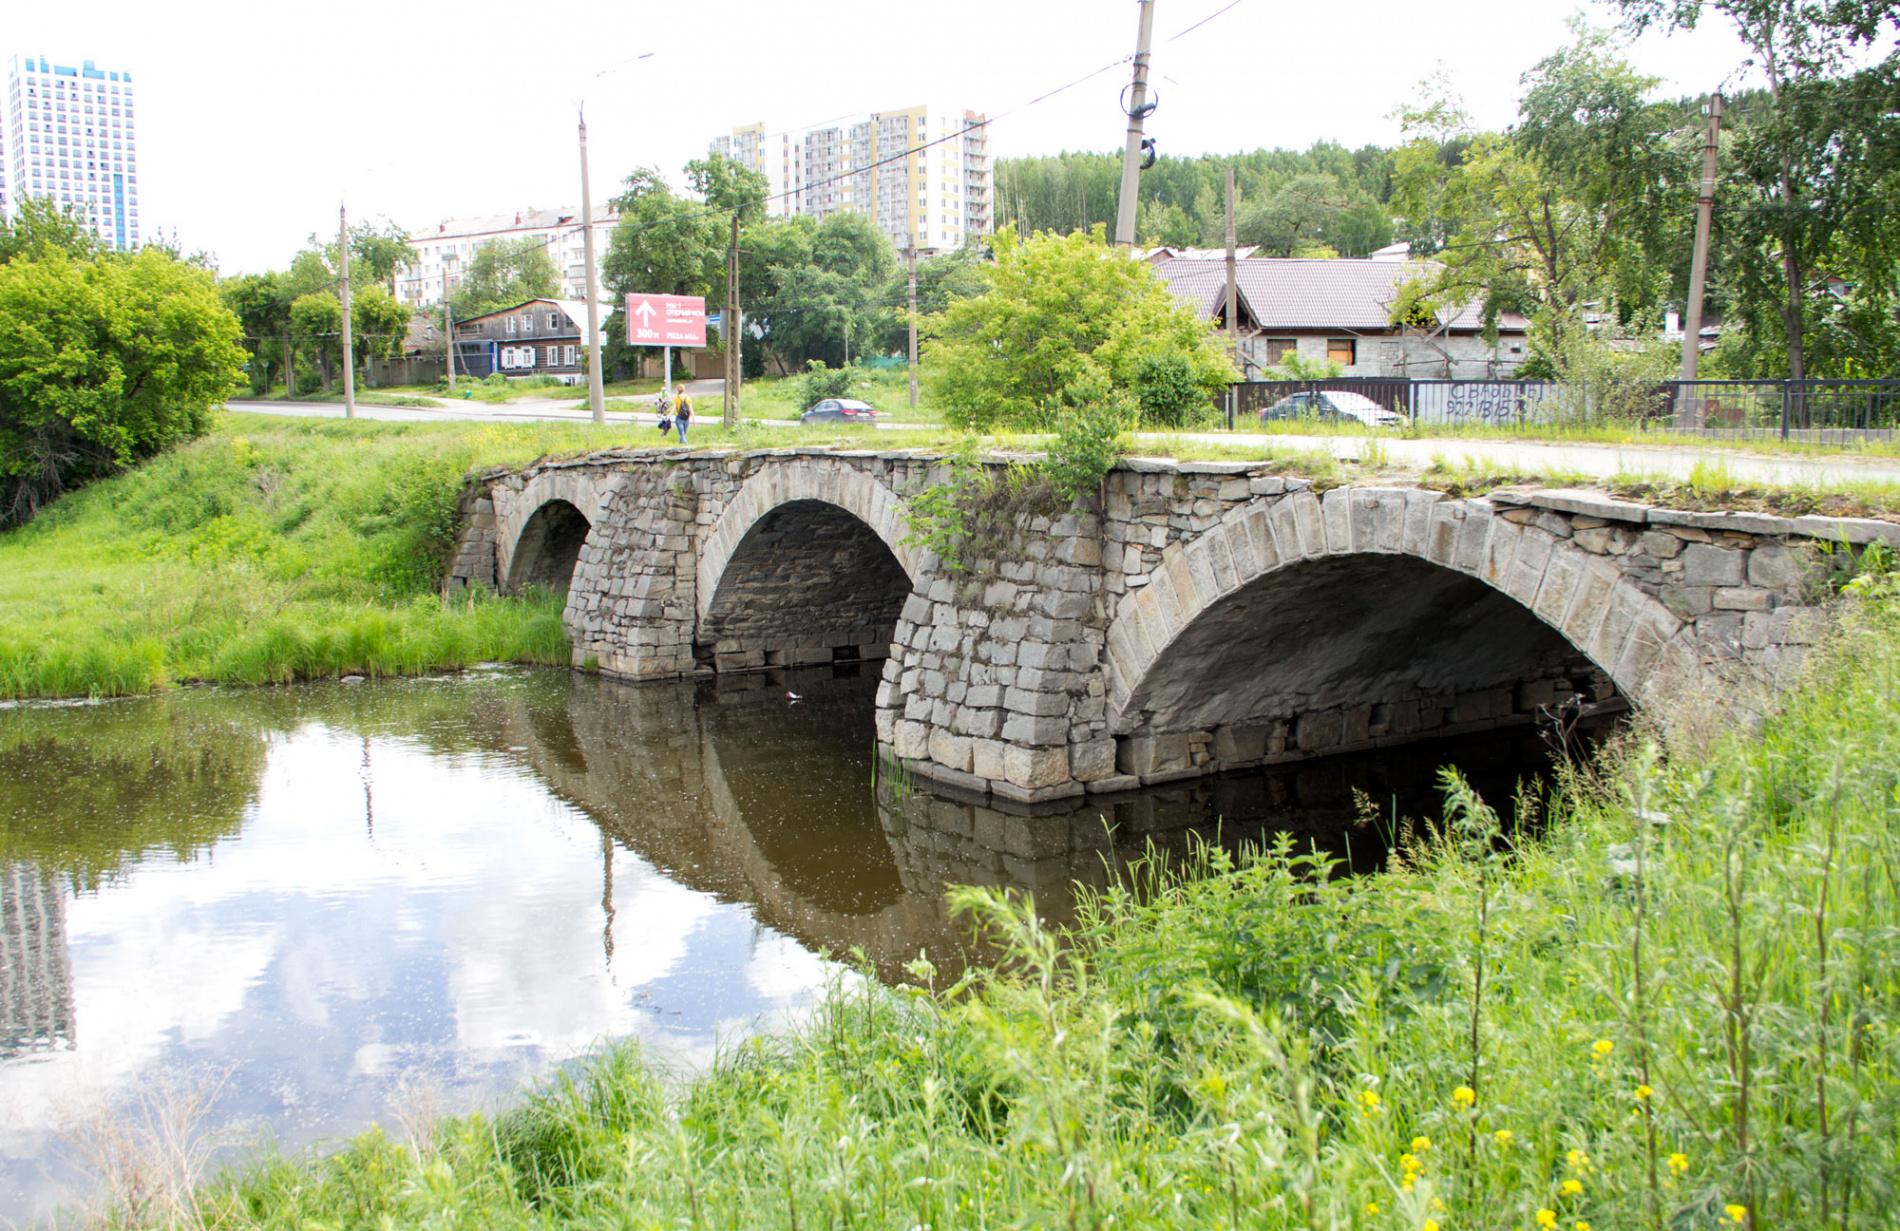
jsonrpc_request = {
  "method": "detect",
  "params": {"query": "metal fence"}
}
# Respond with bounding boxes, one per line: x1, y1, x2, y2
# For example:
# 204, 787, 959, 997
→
1231, 377, 1900, 440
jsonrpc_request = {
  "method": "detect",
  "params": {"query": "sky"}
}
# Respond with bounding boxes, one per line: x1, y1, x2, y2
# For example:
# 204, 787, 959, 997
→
6, 0, 1766, 274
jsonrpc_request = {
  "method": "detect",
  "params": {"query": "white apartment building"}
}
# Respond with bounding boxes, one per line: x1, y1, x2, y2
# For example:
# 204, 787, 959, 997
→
392, 205, 620, 309
711, 104, 992, 254
1, 55, 141, 250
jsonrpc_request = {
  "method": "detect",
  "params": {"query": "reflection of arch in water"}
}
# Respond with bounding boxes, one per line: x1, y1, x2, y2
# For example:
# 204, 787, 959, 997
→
477, 671, 956, 981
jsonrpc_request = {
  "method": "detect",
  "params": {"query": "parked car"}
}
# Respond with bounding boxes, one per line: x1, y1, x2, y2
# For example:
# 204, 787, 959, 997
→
800, 398, 882, 424
1258, 390, 1406, 428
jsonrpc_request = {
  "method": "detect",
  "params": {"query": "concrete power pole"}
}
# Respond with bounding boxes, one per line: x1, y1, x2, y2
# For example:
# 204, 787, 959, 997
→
578, 112, 607, 425
1679, 92, 1724, 385
1113, 0, 1157, 247
338, 203, 356, 419
442, 266, 455, 394
906, 236, 920, 408
1224, 166, 1239, 428
725, 212, 741, 429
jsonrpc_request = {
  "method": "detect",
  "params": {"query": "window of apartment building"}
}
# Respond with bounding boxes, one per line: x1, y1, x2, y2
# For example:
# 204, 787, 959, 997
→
1327, 338, 1357, 367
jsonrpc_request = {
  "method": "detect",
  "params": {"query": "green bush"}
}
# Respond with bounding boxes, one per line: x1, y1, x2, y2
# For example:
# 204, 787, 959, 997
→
1132, 352, 1215, 428
797, 359, 855, 409
0, 248, 245, 525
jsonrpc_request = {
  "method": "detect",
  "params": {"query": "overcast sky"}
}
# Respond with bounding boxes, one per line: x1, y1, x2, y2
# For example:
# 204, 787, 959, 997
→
8, 0, 1764, 273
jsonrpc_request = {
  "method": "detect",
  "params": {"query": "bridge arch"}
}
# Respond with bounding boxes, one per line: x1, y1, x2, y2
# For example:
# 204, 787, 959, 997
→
695, 464, 922, 672
497, 471, 609, 598
1104, 488, 1702, 769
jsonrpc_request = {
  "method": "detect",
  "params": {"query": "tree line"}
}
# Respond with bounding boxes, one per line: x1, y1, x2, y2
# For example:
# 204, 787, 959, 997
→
996, 3, 1900, 380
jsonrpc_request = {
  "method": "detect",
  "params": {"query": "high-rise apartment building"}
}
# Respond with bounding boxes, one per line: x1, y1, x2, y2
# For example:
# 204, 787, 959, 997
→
391, 205, 621, 309
1, 55, 141, 250
712, 104, 991, 254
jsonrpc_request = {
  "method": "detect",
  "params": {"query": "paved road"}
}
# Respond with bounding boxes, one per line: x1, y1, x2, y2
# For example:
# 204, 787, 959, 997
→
226, 400, 1900, 488
1150, 431, 1900, 488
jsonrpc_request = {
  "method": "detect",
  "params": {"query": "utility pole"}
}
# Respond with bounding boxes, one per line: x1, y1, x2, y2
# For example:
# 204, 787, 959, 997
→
725, 212, 741, 428
338, 203, 356, 419
578, 111, 606, 425
442, 266, 455, 394
906, 235, 920, 408
1679, 91, 1723, 386
1224, 166, 1239, 429
1113, 0, 1157, 247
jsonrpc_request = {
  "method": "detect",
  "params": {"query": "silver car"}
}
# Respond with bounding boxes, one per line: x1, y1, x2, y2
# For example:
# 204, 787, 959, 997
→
1259, 390, 1406, 428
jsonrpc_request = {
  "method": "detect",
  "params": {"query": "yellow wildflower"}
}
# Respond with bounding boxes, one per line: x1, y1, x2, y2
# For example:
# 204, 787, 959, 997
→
1565, 1148, 1591, 1172
1452, 1085, 1476, 1108
1591, 1039, 1614, 1058
1494, 1129, 1514, 1146
1560, 1178, 1583, 1197
1401, 1177, 1416, 1193
1666, 1152, 1689, 1177
1536, 1211, 1557, 1230
1424, 1222, 1440, 1231
1365, 1202, 1379, 1215
1411, 1135, 1432, 1152
1725, 1205, 1747, 1224
1360, 1090, 1382, 1114
1432, 1198, 1446, 1212
1634, 1083, 1654, 1101
1576, 1223, 1592, 1231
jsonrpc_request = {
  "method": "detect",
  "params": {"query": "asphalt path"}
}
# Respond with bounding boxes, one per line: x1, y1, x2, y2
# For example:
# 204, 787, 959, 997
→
226, 400, 1900, 488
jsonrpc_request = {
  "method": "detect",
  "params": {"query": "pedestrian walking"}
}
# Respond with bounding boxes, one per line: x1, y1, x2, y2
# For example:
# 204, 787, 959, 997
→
654, 387, 673, 436
674, 387, 693, 444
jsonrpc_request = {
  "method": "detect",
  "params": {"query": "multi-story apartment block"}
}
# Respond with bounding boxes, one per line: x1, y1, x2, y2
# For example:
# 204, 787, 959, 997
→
2, 862, 74, 1056
710, 104, 991, 254
0, 55, 141, 250
392, 205, 620, 309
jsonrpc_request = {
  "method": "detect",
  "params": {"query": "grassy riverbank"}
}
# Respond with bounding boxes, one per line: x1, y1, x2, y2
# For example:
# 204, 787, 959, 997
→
98, 579, 1896, 1228
0, 414, 618, 698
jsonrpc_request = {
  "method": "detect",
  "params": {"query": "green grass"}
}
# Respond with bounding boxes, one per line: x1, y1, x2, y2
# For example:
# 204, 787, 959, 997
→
106, 582, 1900, 1230
0, 414, 629, 699
1234, 412, 1900, 458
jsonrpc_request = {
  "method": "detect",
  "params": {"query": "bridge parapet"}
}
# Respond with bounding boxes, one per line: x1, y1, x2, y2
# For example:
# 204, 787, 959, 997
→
450, 447, 1892, 804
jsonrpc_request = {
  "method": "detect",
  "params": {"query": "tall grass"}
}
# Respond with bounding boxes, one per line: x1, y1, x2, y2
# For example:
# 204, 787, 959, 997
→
117, 586, 1900, 1229
0, 413, 615, 698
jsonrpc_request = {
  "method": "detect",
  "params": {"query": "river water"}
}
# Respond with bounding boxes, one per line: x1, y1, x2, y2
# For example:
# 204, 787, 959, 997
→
0, 666, 1572, 1223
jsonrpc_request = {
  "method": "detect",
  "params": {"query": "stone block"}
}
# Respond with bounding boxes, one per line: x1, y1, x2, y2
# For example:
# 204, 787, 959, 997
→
971, 738, 1009, 782
1004, 687, 1070, 717
1746, 544, 1809, 592
893, 720, 929, 759
1086, 773, 1143, 795
1212, 724, 1268, 764
1322, 488, 1354, 555
1769, 605, 1825, 645
1117, 732, 1190, 776
928, 729, 974, 774
1681, 544, 1745, 587
1713, 587, 1774, 612
1003, 743, 1071, 791
1295, 709, 1344, 752
1001, 713, 1069, 746
1070, 737, 1117, 782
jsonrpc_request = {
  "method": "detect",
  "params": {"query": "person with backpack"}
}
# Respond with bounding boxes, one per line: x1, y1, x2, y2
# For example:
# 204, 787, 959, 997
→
673, 386, 693, 444
653, 386, 672, 437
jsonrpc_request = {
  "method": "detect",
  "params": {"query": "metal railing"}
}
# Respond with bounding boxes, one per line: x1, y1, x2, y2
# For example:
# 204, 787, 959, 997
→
1230, 377, 1900, 441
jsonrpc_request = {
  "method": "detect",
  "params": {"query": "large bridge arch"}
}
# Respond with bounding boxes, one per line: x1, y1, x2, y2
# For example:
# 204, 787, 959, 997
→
694, 464, 924, 673
1103, 488, 1703, 771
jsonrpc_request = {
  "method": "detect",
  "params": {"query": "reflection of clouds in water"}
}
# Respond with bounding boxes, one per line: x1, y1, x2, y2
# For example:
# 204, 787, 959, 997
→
0, 720, 835, 1223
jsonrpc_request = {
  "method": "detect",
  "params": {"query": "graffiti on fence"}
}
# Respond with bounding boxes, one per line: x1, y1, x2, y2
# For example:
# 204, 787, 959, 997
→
1425, 382, 1560, 425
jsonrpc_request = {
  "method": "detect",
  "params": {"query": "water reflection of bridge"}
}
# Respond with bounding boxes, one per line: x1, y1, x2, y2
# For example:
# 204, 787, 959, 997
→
474, 667, 1561, 981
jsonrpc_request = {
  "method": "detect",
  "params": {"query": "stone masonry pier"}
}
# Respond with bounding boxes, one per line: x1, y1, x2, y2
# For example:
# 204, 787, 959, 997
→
448, 446, 1894, 803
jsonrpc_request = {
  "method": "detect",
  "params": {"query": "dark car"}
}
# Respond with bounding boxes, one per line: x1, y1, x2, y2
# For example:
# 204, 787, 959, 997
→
800, 398, 882, 424
1258, 390, 1406, 428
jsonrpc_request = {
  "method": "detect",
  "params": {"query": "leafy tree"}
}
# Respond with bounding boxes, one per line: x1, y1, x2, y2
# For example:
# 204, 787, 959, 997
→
0, 198, 99, 264
868, 241, 990, 354
1237, 173, 1385, 257
0, 249, 244, 524
924, 226, 1235, 430
220, 271, 295, 394
1613, 0, 1900, 377
747, 212, 898, 371
348, 284, 412, 369
601, 169, 721, 379
686, 151, 770, 227
1390, 28, 1691, 370
449, 237, 560, 321
289, 292, 344, 391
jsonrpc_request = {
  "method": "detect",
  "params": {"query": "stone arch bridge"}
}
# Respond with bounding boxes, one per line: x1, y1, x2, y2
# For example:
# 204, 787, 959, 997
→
448, 446, 1883, 803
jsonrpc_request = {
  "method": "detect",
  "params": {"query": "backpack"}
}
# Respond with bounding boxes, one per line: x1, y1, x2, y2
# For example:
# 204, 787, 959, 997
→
676, 396, 693, 421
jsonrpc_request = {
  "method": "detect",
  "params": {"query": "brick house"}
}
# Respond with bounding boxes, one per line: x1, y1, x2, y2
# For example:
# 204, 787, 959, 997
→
450, 298, 602, 383
1154, 257, 1531, 379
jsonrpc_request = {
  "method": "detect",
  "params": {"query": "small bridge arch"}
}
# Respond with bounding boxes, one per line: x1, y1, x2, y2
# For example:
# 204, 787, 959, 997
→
496, 471, 610, 598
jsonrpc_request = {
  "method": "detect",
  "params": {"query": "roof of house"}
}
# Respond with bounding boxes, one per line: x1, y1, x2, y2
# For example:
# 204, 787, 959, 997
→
1154, 257, 1526, 335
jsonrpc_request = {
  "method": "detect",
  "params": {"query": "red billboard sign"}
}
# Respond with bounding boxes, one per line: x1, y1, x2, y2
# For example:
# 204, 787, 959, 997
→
625, 293, 707, 347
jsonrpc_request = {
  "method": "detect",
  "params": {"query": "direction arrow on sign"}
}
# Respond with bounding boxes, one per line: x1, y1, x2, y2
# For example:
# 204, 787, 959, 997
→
624, 293, 707, 348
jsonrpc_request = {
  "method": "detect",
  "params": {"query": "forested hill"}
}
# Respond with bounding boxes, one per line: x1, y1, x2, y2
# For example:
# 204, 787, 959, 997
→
995, 144, 1402, 257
